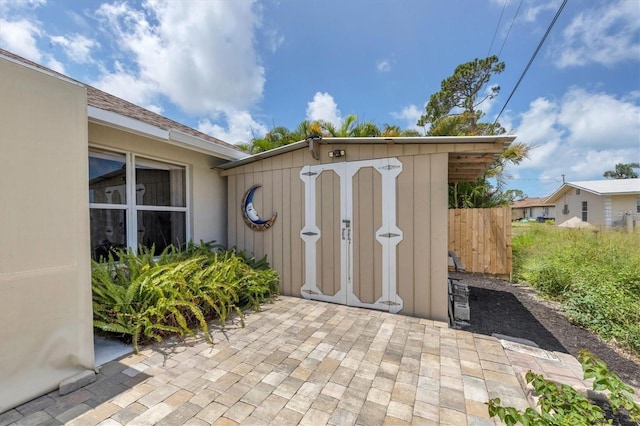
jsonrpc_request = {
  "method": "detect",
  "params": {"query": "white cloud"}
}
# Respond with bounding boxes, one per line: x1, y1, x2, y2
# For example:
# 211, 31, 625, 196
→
0, 18, 41, 61
306, 92, 342, 127
376, 59, 391, 73
514, 87, 640, 182
44, 56, 65, 73
50, 34, 99, 63
555, 0, 640, 68
522, 2, 557, 23
93, 60, 158, 108
515, 98, 562, 147
265, 29, 284, 53
391, 104, 425, 133
558, 88, 640, 148
93, 1, 265, 114
197, 109, 268, 145
0, 0, 45, 8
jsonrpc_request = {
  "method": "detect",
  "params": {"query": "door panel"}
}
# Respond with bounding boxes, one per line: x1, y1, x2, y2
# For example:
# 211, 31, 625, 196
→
352, 167, 383, 304
300, 158, 403, 313
316, 170, 342, 297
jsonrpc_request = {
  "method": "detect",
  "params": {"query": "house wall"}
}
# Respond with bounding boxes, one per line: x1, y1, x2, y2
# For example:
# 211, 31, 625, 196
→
610, 194, 640, 226
512, 207, 525, 220
222, 143, 449, 321
514, 206, 556, 220
88, 123, 229, 246
0, 58, 93, 412
555, 189, 605, 226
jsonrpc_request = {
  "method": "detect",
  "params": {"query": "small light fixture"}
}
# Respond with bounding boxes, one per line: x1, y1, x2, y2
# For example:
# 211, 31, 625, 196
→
328, 149, 345, 158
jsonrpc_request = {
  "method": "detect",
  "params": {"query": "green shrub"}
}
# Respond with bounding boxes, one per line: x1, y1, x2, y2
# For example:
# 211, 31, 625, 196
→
92, 243, 279, 352
487, 350, 640, 425
512, 225, 640, 356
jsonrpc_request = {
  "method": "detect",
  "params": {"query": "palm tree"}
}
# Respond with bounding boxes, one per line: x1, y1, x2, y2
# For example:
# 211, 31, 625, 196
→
603, 163, 640, 179
382, 124, 421, 137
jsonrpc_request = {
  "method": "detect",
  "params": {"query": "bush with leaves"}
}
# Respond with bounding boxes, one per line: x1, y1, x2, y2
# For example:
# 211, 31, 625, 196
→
487, 350, 640, 425
92, 243, 279, 352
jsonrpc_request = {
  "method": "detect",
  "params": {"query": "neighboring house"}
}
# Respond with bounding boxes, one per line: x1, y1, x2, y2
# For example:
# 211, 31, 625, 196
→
546, 179, 640, 228
0, 48, 516, 413
511, 197, 555, 221
0, 49, 246, 413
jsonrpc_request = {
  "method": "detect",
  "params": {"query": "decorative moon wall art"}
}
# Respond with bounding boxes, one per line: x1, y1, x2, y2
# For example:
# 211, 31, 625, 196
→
241, 184, 277, 231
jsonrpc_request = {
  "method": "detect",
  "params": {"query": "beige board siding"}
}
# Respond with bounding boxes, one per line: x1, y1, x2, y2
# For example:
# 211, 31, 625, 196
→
225, 145, 450, 321
448, 207, 512, 276
0, 58, 93, 412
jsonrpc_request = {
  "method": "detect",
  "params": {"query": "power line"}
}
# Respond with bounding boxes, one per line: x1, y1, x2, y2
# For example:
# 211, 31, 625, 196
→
493, 0, 569, 125
487, 0, 509, 56
497, 0, 524, 58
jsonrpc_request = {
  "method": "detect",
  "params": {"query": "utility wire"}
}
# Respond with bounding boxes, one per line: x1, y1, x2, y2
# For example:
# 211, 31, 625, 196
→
493, 0, 569, 125
497, 0, 524, 58
487, 0, 509, 56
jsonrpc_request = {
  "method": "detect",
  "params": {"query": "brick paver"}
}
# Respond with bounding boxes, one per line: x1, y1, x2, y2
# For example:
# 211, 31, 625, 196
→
3, 296, 597, 425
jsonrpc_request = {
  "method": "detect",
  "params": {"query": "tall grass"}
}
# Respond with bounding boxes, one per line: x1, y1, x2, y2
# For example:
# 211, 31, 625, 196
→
512, 225, 640, 356
92, 242, 280, 352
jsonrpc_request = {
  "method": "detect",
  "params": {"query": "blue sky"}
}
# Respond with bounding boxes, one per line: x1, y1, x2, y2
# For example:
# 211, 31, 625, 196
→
1, 0, 639, 197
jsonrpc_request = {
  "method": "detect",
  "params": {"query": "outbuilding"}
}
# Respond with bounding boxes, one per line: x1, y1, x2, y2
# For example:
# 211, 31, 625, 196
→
219, 135, 515, 321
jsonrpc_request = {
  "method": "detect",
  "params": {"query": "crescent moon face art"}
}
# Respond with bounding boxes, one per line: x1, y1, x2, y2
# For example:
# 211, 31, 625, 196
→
241, 185, 277, 231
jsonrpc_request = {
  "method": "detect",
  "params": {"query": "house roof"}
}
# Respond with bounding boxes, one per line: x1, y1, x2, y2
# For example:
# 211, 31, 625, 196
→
218, 135, 517, 182
511, 197, 553, 209
0, 49, 247, 161
546, 179, 640, 203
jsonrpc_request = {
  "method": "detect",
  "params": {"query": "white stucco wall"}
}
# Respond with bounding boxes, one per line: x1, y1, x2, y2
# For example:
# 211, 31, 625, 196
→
610, 194, 640, 227
0, 57, 94, 412
554, 188, 639, 227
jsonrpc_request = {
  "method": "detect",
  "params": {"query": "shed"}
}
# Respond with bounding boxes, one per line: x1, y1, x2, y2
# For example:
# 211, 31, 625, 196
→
219, 136, 516, 321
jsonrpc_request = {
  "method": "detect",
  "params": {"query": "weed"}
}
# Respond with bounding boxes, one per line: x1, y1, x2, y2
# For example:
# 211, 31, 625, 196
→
487, 350, 640, 425
512, 225, 640, 355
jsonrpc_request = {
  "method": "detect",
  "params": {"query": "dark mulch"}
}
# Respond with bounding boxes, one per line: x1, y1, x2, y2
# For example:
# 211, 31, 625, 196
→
450, 271, 640, 391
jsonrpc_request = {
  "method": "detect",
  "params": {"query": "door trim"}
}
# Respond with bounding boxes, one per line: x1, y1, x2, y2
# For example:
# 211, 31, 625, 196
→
299, 157, 404, 313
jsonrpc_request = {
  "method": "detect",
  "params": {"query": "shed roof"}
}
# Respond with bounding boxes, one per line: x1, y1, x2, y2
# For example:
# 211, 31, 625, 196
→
218, 135, 516, 182
0, 49, 247, 161
546, 179, 640, 203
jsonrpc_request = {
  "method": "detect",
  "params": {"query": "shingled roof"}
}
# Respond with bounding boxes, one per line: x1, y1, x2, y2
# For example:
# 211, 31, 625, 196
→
0, 48, 244, 156
511, 197, 553, 208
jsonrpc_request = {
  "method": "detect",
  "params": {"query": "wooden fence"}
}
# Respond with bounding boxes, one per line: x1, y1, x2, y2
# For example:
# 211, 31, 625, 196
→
448, 207, 512, 277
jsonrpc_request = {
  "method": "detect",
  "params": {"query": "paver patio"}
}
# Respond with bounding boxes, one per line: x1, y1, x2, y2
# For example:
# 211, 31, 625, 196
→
1, 296, 594, 426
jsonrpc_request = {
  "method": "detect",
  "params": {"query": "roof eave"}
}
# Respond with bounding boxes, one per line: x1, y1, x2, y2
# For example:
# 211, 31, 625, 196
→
218, 135, 517, 174
88, 106, 247, 161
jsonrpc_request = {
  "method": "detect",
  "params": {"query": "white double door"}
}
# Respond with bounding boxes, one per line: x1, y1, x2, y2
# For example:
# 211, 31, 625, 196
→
299, 158, 404, 313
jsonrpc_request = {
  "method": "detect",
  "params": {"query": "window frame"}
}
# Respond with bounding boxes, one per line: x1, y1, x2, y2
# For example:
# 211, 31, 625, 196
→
89, 145, 190, 256
581, 201, 588, 222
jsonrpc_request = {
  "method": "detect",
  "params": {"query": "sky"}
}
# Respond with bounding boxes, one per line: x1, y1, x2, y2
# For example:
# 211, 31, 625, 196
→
1, 0, 639, 197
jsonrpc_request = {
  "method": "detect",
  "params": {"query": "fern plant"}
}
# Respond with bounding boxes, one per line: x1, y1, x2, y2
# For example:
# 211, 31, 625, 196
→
92, 242, 279, 352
